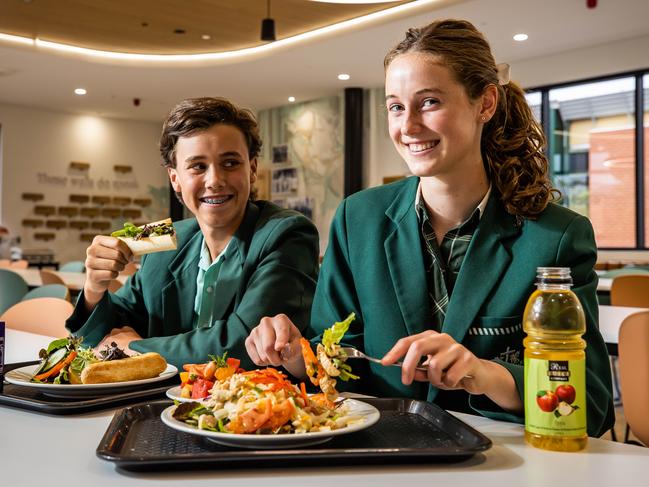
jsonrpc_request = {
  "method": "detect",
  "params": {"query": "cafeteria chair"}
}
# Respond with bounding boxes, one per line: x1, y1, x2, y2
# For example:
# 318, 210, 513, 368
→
0, 258, 10, 267
0, 297, 74, 337
59, 260, 85, 272
40, 269, 67, 286
9, 259, 28, 269
610, 274, 649, 308
618, 310, 649, 446
21, 284, 70, 302
0, 269, 29, 314
608, 274, 649, 437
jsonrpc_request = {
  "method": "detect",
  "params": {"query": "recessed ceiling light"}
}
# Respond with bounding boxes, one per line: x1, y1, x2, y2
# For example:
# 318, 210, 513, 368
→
288, 96, 296, 102
338, 73, 350, 80
513, 33, 528, 42
74, 88, 87, 95
201, 34, 211, 40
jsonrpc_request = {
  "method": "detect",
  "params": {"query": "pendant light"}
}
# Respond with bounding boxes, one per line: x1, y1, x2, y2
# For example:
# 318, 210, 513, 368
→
260, 0, 276, 42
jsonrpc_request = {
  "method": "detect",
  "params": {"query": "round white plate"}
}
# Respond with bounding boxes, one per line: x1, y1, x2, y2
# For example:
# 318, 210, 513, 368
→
160, 398, 380, 449
165, 385, 207, 403
4, 363, 178, 398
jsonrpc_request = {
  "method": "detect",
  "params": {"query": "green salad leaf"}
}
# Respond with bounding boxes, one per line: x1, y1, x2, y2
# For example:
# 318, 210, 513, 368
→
70, 347, 99, 376
111, 222, 141, 238
322, 312, 355, 355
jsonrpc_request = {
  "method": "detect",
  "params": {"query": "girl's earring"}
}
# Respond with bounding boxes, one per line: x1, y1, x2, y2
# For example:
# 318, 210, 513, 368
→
481, 115, 487, 122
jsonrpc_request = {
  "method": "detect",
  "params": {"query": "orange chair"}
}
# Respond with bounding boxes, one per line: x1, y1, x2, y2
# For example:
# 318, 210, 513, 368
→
610, 275, 649, 307
618, 311, 649, 446
40, 269, 67, 286
0, 297, 74, 337
9, 259, 28, 269
0, 259, 11, 267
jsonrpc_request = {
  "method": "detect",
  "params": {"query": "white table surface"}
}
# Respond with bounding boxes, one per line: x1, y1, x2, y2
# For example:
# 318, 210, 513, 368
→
4, 328, 56, 363
2, 330, 648, 486
598, 305, 648, 345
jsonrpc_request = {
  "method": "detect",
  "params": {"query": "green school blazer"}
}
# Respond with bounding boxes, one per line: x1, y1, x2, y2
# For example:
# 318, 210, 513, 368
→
66, 201, 319, 370
310, 177, 614, 437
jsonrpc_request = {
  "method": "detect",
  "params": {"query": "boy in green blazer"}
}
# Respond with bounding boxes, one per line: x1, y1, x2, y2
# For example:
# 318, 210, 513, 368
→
245, 20, 614, 438
66, 98, 319, 369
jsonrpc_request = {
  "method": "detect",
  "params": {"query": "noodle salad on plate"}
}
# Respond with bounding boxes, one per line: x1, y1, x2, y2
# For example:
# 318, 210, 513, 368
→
169, 313, 366, 435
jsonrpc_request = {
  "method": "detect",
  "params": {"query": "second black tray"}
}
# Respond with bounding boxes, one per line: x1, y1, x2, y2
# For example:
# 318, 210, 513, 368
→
97, 398, 492, 471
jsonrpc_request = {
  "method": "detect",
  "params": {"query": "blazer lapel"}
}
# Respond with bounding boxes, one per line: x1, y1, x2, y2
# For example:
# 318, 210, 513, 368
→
442, 194, 521, 344
165, 223, 202, 330
209, 202, 259, 321
384, 178, 431, 337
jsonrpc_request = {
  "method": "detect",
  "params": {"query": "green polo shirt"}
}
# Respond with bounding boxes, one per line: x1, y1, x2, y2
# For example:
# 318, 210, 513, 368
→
415, 185, 491, 330
194, 238, 230, 328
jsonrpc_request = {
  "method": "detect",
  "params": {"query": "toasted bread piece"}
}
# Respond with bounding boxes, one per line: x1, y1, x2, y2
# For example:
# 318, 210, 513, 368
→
80, 352, 167, 384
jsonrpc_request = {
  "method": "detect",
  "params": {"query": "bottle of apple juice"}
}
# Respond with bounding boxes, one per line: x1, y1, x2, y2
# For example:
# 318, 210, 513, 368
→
523, 267, 587, 451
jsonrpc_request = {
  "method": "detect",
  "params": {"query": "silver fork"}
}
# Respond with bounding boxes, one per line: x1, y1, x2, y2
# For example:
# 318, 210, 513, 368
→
341, 347, 428, 372
341, 346, 473, 379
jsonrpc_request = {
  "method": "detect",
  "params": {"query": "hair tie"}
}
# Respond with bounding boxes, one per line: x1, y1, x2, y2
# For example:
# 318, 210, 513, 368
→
497, 63, 511, 86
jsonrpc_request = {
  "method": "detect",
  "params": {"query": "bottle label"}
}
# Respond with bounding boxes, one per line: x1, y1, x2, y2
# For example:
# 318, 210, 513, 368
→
524, 357, 586, 437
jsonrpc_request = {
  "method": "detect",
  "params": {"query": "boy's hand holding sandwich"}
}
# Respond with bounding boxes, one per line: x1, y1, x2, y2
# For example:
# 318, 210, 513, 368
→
83, 218, 177, 311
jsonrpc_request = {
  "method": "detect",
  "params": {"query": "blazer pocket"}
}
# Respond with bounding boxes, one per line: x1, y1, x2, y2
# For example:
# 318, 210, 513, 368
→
467, 315, 522, 337
465, 315, 524, 365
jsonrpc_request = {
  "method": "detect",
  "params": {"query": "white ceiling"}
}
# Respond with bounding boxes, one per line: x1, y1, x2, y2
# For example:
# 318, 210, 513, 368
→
0, 0, 648, 122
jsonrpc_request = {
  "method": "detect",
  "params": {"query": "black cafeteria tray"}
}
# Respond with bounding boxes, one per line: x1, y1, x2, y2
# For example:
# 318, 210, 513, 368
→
96, 398, 492, 471
0, 361, 176, 415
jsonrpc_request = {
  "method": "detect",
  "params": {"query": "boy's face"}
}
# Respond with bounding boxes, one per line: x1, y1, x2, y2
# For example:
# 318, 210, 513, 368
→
168, 123, 257, 239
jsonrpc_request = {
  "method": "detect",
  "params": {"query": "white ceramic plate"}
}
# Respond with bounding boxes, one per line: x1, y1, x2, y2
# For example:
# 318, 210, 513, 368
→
160, 398, 381, 449
4, 363, 178, 398
166, 385, 206, 403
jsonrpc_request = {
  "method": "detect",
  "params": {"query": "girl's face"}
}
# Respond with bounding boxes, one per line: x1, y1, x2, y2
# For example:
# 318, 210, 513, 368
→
385, 52, 492, 181
168, 124, 257, 239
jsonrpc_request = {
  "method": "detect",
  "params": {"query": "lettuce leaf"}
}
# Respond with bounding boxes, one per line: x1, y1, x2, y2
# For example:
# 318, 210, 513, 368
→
322, 312, 355, 354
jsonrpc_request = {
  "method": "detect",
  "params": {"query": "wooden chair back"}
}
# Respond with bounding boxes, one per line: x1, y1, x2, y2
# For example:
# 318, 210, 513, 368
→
0, 297, 74, 337
9, 259, 28, 269
610, 275, 649, 308
618, 311, 649, 446
40, 269, 66, 286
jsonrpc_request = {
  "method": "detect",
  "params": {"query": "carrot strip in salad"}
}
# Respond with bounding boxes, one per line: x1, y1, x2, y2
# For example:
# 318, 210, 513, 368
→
33, 350, 77, 382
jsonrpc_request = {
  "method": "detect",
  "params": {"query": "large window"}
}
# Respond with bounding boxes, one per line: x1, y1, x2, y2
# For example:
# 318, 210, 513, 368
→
527, 72, 647, 249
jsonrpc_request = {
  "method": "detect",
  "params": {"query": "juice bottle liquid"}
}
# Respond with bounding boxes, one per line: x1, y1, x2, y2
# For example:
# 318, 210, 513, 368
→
523, 267, 587, 451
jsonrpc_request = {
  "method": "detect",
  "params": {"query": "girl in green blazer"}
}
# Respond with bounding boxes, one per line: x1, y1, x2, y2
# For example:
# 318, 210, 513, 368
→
245, 20, 614, 437
67, 98, 319, 369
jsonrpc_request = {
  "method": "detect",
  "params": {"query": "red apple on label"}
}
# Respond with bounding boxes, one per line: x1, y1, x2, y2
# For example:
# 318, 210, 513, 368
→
555, 384, 576, 404
536, 390, 559, 412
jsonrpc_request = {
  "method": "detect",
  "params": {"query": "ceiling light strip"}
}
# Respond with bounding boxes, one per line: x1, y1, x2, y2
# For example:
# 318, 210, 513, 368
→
0, 32, 35, 46
0, 0, 444, 63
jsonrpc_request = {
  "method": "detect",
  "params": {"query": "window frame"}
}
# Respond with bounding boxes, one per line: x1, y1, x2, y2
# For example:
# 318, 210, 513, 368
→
527, 69, 648, 250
